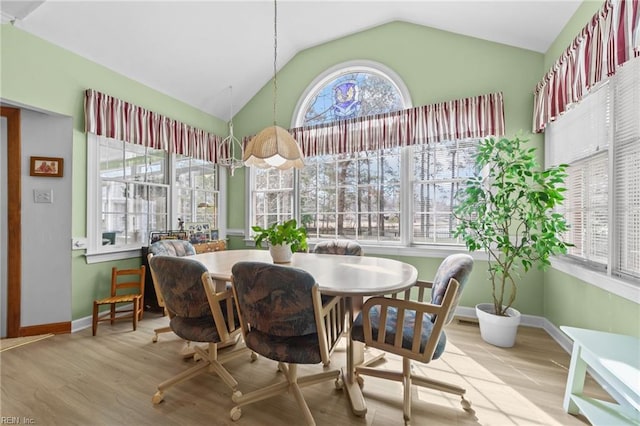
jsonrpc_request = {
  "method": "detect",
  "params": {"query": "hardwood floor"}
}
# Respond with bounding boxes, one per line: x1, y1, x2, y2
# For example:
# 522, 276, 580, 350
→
0, 312, 608, 425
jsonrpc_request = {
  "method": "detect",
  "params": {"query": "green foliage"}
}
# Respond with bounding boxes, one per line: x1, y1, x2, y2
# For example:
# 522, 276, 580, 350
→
453, 134, 571, 316
252, 219, 308, 253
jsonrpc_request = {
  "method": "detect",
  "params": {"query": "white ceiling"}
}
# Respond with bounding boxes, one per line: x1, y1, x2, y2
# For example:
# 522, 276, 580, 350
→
2, 0, 582, 121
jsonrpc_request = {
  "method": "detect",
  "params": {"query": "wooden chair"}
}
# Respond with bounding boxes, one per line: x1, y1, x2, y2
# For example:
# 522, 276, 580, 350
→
148, 255, 251, 404
229, 261, 344, 426
147, 240, 196, 346
92, 266, 145, 336
351, 253, 474, 425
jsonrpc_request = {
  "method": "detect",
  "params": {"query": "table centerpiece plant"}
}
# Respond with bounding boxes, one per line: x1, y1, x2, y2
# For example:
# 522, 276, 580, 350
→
251, 219, 308, 263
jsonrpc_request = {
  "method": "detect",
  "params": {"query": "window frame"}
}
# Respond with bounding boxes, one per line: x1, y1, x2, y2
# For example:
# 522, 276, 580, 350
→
86, 133, 226, 263
545, 58, 640, 302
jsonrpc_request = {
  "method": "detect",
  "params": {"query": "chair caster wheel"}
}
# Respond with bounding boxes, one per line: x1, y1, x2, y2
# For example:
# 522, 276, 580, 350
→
356, 375, 364, 388
151, 391, 164, 404
250, 352, 258, 362
230, 406, 242, 421
152, 335, 158, 343
232, 390, 243, 403
334, 377, 344, 390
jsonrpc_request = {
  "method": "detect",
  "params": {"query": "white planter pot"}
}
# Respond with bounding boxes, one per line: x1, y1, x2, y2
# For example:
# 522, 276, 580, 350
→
269, 244, 293, 264
475, 303, 522, 348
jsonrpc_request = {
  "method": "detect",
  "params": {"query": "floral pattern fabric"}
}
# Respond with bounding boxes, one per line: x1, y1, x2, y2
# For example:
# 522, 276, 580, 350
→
148, 255, 236, 343
232, 262, 324, 364
149, 240, 196, 257
313, 240, 363, 256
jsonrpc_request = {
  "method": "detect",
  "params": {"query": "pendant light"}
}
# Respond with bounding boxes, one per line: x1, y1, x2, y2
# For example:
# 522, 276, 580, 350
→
217, 86, 244, 176
243, 0, 304, 170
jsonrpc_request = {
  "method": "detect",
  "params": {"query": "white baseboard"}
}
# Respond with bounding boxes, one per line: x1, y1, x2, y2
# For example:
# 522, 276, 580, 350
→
72, 303, 135, 333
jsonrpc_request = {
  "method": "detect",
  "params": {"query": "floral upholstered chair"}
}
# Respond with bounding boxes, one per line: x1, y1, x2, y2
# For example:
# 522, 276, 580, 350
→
351, 253, 474, 425
148, 240, 197, 350
229, 261, 344, 425
148, 255, 250, 405
313, 239, 363, 256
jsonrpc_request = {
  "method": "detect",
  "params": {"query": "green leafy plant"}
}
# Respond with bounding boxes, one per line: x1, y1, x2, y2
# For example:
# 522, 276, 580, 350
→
453, 134, 571, 316
252, 219, 308, 253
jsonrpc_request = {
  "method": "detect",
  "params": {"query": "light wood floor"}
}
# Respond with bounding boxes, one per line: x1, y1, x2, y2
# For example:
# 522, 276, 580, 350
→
0, 312, 609, 425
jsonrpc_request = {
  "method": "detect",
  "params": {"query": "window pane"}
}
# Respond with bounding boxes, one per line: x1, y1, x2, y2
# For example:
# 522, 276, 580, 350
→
146, 148, 168, 184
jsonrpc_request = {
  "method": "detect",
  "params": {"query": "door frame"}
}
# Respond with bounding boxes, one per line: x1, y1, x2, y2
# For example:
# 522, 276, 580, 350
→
1, 106, 21, 338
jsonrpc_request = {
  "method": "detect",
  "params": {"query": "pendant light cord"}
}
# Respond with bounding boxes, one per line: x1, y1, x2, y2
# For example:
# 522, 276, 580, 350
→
272, 0, 278, 127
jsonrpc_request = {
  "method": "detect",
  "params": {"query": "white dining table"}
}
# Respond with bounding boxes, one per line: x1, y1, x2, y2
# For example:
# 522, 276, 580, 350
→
186, 249, 418, 416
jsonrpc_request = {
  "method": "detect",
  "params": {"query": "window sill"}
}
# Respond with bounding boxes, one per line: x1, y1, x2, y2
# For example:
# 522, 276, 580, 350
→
85, 248, 142, 264
243, 238, 489, 261
550, 257, 639, 303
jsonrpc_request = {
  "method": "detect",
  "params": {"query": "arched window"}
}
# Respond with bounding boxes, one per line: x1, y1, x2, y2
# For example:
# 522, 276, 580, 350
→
293, 61, 412, 127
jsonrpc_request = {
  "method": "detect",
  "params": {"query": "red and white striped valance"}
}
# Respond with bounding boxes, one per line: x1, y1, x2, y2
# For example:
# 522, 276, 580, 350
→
533, 0, 639, 133
245, 92, 504, 157
84, 89, 221, 162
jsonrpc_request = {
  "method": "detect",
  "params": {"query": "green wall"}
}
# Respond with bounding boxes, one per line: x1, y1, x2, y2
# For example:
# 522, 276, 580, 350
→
1, 24, 227, 320
541, 1, 640, 337
231, 20, 548, 316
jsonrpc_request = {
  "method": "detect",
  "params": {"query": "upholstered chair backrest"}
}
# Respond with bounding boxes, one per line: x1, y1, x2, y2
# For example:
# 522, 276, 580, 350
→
313, 240, 363, 256
148, 255, 210, 319
430, 253, 474, 324
149, 240, 196, 257
231, 262, 318, 337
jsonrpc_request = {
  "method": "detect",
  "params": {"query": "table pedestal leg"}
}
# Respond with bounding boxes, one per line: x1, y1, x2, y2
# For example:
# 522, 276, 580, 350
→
343, 297, 367, 416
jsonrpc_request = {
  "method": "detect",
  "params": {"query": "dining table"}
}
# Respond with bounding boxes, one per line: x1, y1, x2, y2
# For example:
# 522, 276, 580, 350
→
186, 248, 418, 416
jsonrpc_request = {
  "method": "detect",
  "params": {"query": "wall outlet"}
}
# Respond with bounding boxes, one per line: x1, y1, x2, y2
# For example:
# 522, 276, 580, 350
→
34, 189, 53, 203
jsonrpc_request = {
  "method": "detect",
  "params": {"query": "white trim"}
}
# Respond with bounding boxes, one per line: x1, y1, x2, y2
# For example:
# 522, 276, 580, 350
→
291, 59, 413, 127
550, 257, 640, 303
85, 249, 142, 264
226, 228, 245, 237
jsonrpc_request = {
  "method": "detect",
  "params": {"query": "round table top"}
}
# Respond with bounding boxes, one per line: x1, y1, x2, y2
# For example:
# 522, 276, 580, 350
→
187, 249, 418, 297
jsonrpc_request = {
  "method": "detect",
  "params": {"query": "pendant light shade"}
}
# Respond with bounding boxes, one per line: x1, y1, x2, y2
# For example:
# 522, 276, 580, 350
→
245, 0, 304, 171
243, 125, 304, 170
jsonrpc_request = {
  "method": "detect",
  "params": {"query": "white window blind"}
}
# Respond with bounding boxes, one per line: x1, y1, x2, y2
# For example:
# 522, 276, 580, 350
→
614, 57, 640, 280
546, 56, 640, 281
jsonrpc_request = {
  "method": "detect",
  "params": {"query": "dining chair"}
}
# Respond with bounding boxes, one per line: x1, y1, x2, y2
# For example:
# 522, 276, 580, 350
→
148, 239, 196, 345
350, 253, 474, 424
313, 239, 363, 256
229, 261, 344, 425
148, 255, 251, 404
92, 266, 145, 336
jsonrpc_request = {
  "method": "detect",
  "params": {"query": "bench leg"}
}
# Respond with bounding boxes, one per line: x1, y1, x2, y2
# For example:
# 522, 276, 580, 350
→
563, 343, 587, 414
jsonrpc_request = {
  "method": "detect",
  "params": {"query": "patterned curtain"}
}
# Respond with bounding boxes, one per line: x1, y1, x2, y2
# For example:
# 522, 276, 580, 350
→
84, 89, 220, 162
533, 0, 639, 133
244, 92, 504, 157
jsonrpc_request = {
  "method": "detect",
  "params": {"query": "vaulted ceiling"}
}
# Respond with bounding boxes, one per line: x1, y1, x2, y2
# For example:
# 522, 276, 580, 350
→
1, 1, 582, 121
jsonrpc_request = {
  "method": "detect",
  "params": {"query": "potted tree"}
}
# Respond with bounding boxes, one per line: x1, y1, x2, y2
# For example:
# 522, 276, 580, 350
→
252, 219, 308, 263
453, 134, 571, 347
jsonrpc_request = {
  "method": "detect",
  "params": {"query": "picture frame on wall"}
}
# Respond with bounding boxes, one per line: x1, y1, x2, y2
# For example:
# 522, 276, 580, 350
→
30, 156, 64, 177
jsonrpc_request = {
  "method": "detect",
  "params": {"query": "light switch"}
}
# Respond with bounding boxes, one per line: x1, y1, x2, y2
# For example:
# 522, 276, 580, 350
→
34, 189, 53, 203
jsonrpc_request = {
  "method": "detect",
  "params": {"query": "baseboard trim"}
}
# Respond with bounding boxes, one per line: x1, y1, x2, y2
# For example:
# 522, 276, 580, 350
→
20, 321, 71, 336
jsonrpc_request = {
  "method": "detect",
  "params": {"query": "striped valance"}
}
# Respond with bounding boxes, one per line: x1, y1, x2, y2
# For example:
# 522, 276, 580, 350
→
533, 0, 639, 133
245, 92, 504, 157
84, 89, 221, 162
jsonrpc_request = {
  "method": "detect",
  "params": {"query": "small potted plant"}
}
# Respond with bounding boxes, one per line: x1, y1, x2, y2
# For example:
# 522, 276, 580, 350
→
453, 133, 571, 347
251, 219, 308, 263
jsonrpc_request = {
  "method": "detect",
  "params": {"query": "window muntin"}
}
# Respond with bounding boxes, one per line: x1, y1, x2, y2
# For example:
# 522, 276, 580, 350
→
98, 136, 169, 247
251, 168, 294, 230
411, 140, 479, 244
546, 56, 640, 282
91, 134, 220, 255
300, 149, 401, 241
